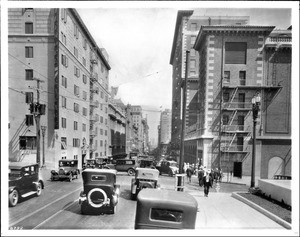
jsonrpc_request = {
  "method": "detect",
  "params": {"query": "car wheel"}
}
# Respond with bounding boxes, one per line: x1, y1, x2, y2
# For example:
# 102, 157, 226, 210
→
36, 182, 42, 196
127, 168, 135, 176
110, 205, 117, 214
9, 190, 19, 207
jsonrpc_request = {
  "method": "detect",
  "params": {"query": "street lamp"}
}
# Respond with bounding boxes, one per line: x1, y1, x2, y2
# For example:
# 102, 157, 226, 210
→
250, 93, 261, 188
41, 125, 47, 168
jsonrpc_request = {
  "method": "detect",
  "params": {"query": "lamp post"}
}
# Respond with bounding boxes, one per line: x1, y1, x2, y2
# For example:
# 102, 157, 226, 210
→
250, 93, 261, 188
41, 125, 47, 168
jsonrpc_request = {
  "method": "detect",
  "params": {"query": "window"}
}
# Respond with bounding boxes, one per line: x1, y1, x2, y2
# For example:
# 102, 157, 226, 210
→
74, 24, 79, 39
74, 121, 78, 130
105, 130, 107, 136
74, 103, 79, 113
61, 137, 67, 149
105, 119, 107, 125
225, 42, 247, 64
100, 140, 103, 147
61, 32, 67, 45
61, 9, 67, 23
25, 115, 34, 126
74, 47, 78, 58
237, 136, 244, 151
73, 138, 80, 147
100, 91, 104, 99
82, 57, 86, 67
222, 115, 229, 125
74, 85, 79, 96
74, 66, 80, 77
82, 74, 87, 84
83, 107, 87, 116
19, 136, 36, 150
100, 116, 103, 123
100, 104, 103, 111
105, 95, 108, 102
105, 107, 107, 114
82, 123, 86, 132
62, 96, 67, 108
83, 38, 87, 50
25, 92, 33, 103
83, 91, 87, 100
62, 117, 67, 128
191, 23, 197, 31
25, 69, 33, 80
62, 75, 67, 88
190, 59, 196, 69
239, 71, 246, 85
191, 36, 196, 45
224, 71, 230, 83
61, 54, 68, 67
25, 47, 33, 58
223, 92, 230, 102
25, 22, 33, 34
100, 129, 103, 135
238, 115, 244, 131
190, 49, 196, 56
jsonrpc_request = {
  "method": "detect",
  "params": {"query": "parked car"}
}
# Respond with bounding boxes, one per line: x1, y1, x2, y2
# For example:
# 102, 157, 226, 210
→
114, 159, 137, 176
130, 168, 159, 200
78, 169, 120, 215
51, 159, 80, 182
135, 189, 198, 229
9, 162, 44, 207
156, 160, 179, 176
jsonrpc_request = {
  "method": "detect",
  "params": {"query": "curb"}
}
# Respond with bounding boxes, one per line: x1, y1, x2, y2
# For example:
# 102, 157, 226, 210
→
232, 192, 292, 230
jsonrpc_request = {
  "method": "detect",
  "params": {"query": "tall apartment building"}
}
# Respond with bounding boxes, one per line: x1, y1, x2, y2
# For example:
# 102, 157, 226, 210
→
125, 104, 139, 155
8, 8, 110, 169
131, 105, 144, 153
158, 109, 172, 156
169, 10, 249, 164
192, 25, 291, 178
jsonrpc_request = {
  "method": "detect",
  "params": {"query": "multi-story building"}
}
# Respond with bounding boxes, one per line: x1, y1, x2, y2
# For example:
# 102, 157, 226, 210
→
108, 101, 126, 159
192, 25, 291, 178
169, 10, 249, 164
131, 105, 144, 153
8, 8, 110, 169
141, 118, 150, 154
125, 104, 139, 155
158, 109, 171, 156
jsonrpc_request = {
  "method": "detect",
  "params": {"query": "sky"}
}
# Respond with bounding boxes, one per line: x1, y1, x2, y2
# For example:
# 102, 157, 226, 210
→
76, 2, 294, 145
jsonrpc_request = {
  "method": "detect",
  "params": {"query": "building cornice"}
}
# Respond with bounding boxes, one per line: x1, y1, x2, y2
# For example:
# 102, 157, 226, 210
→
194, 25, 275, 50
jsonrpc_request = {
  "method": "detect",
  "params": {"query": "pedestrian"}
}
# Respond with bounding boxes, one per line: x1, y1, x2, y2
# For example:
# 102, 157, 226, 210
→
202, 170, 213, 197
186, 166, 193, 183
198, 166, 204, 187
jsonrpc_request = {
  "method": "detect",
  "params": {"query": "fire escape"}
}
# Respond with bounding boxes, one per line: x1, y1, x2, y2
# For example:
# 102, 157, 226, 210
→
89, 50, 99, 157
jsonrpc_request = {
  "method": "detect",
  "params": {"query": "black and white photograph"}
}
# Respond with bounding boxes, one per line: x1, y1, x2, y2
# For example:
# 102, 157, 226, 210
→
1, 1, 299, 236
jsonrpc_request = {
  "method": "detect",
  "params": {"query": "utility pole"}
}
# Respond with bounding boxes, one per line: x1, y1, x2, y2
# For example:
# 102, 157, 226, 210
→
30, 78, 45, 168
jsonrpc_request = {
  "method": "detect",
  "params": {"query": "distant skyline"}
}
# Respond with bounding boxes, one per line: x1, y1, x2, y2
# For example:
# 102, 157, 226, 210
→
77, 4, 292, 144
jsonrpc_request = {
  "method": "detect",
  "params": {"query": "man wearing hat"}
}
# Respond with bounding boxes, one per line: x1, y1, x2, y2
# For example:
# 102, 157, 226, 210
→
202, 169, 213, 197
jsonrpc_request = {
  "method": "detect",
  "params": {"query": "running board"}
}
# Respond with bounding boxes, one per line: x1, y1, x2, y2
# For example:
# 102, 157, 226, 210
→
21, 191, 37, 198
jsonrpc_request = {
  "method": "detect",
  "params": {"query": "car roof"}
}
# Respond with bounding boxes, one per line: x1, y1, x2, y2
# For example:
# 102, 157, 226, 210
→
9, 162, 38, 169
59, 159, 78, 162
138, 189, 198, 208
82, 168, 117, 175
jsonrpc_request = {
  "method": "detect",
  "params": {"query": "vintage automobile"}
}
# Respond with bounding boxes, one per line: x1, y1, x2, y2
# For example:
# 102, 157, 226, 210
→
9, 162, 44, 207
83, 159, 97, 169
135, 189, 198, 229
138, 158, 156, 169
156, 160, 179, 177
114, 159, 137, 176
78, 169, 120, 215
51, 159, 80, 182
130, 168, 159, 200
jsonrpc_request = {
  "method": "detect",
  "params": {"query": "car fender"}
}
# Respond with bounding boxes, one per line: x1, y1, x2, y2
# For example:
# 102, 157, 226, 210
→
9, 186, 17, 194
33, 180, 44, 189
51, 170, 58, 176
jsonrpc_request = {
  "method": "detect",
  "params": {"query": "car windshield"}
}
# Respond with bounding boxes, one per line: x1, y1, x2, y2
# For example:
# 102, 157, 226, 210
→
59, 161, 77, 167
9, 170, 22, 179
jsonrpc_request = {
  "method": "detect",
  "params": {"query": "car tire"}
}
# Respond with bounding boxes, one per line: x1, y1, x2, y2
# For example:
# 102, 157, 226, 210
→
110, 205, 117, 214
9, 190, 19, 207
36, 182, 42, 196
127, 168, 135, 176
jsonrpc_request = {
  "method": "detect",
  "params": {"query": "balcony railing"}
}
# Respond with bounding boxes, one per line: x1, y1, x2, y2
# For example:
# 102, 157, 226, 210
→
90, 130, 97, 137
90, 101, 99, 108
90, 115, 99, 122
222, 102, 252, 110
222, 125, 251, 132
265, 36, 292, 48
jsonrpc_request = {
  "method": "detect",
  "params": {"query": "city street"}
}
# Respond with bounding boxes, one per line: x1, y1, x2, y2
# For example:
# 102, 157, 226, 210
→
8, 171, 285, 230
